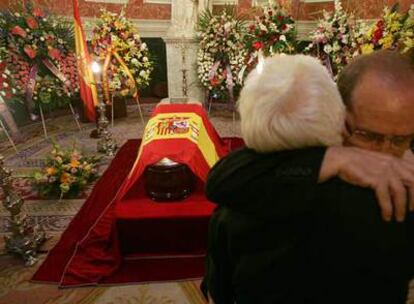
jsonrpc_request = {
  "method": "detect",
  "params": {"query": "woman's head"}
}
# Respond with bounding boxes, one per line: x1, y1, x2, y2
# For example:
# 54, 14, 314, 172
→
238, 54, 345, 153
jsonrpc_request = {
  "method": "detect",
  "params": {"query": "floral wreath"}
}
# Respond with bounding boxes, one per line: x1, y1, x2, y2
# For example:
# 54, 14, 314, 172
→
91, 9, 153, 99
360, 4, 414, 55
0, 1, 78, 109
197, 8, 248, 102
305, 0, 356, 77
246, 2, 296, 60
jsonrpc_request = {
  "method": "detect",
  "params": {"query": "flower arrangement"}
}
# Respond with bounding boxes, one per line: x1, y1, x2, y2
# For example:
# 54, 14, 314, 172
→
305, 0, 356, 77
91, 9, 153, 97
197, 7, 248, 101
400, 5, 414, 53
246, 1, 296, 59
359, 4, 405, 54
32, 144, 100, 199
0, 1, 78, 109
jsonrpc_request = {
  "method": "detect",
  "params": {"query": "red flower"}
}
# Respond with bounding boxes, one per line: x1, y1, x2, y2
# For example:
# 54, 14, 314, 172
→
377, 20, 385, 29
278, 15, 284, 22
210, 77, 220, 86
373, 28, 383, 43
26, 17, 39, 29
253, 41, 264, 50
11, 25, 27, 38
282, 24, 288, 31
24, 45, 37, 59
32, 7, 46, 18
48, 48, 62, 60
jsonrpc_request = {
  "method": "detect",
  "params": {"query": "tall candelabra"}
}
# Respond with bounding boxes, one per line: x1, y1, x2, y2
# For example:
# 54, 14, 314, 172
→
97, 101, 118, 156
0, 156, 46, 266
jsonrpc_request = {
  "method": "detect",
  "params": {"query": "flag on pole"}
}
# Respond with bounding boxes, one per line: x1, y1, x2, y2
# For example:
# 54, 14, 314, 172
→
73, 0, 98, 122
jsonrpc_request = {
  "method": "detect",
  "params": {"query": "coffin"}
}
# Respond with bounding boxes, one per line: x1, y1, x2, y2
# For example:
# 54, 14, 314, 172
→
144, 158, 196, 201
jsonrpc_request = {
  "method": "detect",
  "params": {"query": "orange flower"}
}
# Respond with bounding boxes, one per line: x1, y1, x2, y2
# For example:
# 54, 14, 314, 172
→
70, 159, 80, 168
46, 167, 56, 175
60, 172, 71, 184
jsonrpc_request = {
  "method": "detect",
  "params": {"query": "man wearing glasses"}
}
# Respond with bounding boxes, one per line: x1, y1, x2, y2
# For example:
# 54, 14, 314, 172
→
203, 50, 414, 303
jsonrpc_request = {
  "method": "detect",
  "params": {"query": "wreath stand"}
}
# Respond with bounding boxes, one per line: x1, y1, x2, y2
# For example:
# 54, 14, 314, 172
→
38, 102, 82, 139
0, 100, 19, 153
102, 48, 145, 126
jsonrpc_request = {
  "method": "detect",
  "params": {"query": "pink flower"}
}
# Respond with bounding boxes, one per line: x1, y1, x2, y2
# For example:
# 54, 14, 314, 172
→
26, 17, 39, 29
11, 25, 27, 38
32, 7, 46, 18
48, 48, 61, 60
24, 45, 37, 59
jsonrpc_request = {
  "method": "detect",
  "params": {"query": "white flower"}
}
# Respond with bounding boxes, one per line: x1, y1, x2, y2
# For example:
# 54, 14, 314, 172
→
40, 37, 45, 42
14, 12, 20, 17
3, 82, 8, 88
324, 44, 333, 54
332, 41, 341, 52
259, 23, 268, 32
2, 74, 6, 79
139, 70, 146, 77
143, 56, 148, 62
224, 22, 232, 33
12, 88, 16, 94
140, 43, 147, 51
131, 58, 139, 66
280, 35, 286, 42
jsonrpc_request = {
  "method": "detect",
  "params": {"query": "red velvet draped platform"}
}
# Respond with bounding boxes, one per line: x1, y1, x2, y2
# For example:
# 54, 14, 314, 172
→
32, 104, 244, 287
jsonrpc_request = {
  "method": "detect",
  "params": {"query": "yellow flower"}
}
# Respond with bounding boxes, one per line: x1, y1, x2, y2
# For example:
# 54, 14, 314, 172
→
70, 159, 80, 168
46, 167, 57, 176
389, 21, 402, 33
379, 35, 394, 49
114, 20, 124, 30
402, 37, 414, 53
361, 44, 374, 54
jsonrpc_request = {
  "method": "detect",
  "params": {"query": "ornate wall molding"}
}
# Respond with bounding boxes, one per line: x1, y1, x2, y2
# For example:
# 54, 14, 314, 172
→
80, 17, 172, 38
63, 17, 371, 41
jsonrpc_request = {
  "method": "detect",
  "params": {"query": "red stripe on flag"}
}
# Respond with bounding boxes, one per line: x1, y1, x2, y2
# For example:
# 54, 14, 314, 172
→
73, 0, 98, 122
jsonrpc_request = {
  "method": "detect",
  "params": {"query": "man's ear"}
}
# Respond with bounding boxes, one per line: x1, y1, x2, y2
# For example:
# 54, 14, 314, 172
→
342, 111, 354, 138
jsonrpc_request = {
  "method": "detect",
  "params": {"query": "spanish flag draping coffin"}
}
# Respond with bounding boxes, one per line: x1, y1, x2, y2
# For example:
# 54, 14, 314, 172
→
114, 104, 229, 256
50, 103, 237, 286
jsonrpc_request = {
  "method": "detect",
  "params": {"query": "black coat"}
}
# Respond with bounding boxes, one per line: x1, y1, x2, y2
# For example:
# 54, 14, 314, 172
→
202, 147, 414, 304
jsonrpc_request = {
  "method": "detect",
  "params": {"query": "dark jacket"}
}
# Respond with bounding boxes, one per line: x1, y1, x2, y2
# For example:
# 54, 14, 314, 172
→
203, 147, 414, 304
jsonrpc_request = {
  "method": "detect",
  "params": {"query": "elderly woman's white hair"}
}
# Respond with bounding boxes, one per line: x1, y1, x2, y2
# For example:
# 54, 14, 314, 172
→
238, 54, 345, 153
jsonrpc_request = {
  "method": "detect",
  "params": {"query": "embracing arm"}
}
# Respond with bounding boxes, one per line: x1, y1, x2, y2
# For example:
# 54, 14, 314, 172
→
207, 146, 414, 221
206, 147, 326, 217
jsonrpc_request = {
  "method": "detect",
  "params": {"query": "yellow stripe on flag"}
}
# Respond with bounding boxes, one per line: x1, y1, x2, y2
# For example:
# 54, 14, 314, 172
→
141, 112, 220, 168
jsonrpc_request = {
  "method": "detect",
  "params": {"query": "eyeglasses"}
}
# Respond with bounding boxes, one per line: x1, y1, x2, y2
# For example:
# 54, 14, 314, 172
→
345, 122, 414, 150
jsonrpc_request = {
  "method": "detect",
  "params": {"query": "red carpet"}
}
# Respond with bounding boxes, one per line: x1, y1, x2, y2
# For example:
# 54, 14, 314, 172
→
32, 138, 244, 287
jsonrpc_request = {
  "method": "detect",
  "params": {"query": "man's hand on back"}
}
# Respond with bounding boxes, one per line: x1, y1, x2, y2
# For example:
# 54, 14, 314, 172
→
320, 146, 414, 223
